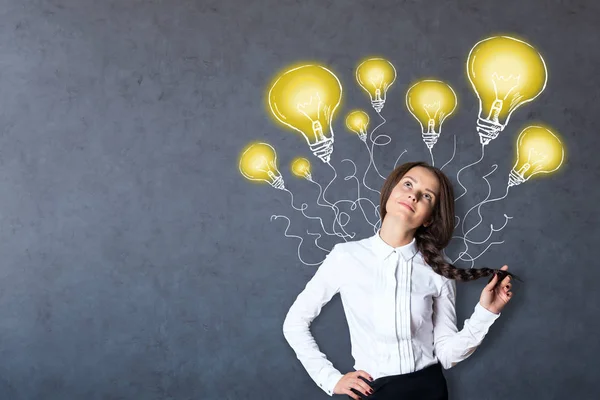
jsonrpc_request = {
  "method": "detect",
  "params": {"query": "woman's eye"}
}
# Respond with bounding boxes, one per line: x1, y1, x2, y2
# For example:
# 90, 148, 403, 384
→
404, 181, 411, 187
425, 194, 431, 201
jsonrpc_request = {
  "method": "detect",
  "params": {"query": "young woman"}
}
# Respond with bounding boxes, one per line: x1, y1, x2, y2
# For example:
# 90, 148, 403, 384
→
283, 161, 519, 399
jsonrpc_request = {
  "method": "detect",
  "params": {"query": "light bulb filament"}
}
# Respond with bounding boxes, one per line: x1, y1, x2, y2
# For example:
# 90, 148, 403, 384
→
369, 72, 384, 89
516, 164, 529, 176
423, 102, 441, 134
423, 101, 441, 119
527, 148, 548, 171
487, 74, 521, 122
370, 73, 384, 102
374, 89, 381, 102
491, 72, 521, 100
297, 93, 327, 142
312, 121, 324, 141
297, 93, 322, 120
426, 119, 434, 133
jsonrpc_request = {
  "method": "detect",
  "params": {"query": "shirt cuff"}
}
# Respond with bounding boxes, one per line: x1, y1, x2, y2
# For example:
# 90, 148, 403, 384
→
473, 302, 501, 324
317, 368, 344, 396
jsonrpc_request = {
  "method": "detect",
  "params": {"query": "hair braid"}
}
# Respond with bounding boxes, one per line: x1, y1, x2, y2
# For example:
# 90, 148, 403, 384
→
416, 229, 498, 282
415, 214, 522, 284
381, 161, 523, 285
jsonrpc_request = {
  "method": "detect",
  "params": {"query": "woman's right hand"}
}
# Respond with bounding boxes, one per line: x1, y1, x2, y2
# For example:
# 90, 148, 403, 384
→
333, 370, 374, 399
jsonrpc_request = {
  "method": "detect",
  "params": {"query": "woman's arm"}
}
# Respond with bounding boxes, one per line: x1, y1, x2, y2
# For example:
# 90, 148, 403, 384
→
432, 278, 501, 369
282, 245, 345, 396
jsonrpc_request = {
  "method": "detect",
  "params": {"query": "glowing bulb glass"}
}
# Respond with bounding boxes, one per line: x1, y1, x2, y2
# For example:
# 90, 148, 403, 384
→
356, 58, 396, 113
268, 64, 342, 163
345, 110, 370, 141
406, 80, 457, 149
467, 36, 547, 145
508, 125, 564, 187
239, 142, 285, 190
291, 157, 312, 180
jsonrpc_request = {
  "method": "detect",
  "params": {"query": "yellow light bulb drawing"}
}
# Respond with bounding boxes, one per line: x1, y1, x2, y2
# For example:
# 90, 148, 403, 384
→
267, 64, 342, 164
356, 58, 396, 113
467, 36, 547, 146
239, 142, 285, 190
291, 157, 312, 181
508, 125, 564, 187
406, 80, 457, 149
345, 110, 370, 142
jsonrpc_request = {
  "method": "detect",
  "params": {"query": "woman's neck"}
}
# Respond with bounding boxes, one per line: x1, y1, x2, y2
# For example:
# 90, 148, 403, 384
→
379, 217, 416, 248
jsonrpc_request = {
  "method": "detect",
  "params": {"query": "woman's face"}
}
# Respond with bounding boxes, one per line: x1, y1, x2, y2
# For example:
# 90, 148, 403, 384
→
385, 166, 440, 229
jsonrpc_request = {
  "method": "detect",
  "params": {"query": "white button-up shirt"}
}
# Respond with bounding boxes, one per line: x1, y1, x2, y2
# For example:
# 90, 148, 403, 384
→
283, 231, 501, 396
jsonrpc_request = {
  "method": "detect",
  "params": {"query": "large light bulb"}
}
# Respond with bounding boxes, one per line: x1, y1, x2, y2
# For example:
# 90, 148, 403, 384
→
239, 142, 285, 190
356, 58, 396, 113
467, 36, 547, 146
406, 80, 457, 149
291, 157, 312, 180
508, 125, 564, 187
267, 64, 342, 163
345, 110, 370, 142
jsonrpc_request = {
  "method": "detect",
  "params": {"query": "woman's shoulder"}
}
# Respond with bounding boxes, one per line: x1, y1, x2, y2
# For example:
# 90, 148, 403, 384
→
329, 235, 374, 256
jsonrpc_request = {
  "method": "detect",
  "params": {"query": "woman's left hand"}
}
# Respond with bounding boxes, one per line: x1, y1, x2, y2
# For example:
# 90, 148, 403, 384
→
479, 265, 513, 314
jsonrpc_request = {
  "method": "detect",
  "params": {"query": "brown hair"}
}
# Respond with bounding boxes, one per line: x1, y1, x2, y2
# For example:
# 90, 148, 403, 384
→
380, 161, 522, 284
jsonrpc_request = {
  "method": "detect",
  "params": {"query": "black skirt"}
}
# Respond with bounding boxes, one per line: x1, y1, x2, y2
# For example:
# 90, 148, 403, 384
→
348, 362, 448, 400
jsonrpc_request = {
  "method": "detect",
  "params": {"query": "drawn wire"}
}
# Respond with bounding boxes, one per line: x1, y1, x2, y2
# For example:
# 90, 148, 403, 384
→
270, 215, 322, 266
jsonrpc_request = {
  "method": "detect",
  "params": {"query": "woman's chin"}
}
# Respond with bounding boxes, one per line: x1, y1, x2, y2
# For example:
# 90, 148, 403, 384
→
385, 210, 414, 224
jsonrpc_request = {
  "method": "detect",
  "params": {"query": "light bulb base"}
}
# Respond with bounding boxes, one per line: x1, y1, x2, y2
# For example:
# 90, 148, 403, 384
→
476, 117, 504, 146
507, 169, 525, 188
309, 138, 334, 163
270, 175, 286, 190
371, 99, 384, 113
422, 132, 440, 149
305, 173, 313, 181
358, 132, 367, 142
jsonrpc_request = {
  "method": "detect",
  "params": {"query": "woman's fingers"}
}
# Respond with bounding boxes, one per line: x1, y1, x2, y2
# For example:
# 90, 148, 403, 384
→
355, 370, 374, 382
353, 377, 373, 396
346, 389, 361, 400
343, 372, 373, 399
355, 371, 374, 396
503, 282, 514, 301
344, 379, 371, 398
338, 370, 374, 399
347, 385, 370, 399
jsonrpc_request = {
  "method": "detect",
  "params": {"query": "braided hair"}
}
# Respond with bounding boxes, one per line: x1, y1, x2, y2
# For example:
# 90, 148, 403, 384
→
379, 161, 522, 285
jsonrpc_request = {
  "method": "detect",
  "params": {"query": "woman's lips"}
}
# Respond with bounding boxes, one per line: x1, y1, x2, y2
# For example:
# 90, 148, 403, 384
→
398, 201, 414, 212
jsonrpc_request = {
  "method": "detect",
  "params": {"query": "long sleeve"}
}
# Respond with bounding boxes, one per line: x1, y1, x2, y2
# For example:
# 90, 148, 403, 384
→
282, 245, 345, 396
432, 278, 501, 369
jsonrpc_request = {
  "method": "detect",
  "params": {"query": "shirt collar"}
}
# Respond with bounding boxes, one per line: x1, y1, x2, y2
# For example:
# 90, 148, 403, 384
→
370, 230, 418, 262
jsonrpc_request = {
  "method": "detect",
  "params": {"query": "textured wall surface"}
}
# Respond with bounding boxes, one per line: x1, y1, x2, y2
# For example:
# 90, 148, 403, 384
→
0, 0, 598, 399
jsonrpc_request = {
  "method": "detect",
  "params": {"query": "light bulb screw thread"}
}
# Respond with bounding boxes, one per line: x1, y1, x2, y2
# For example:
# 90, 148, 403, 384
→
507, 169, 524, 187
309, 138, 334, 163
270, 175, 286, 190
358, 132, 367, 142
371, 99, 384, 113
422, 132, 440, 150
476, 117, 503, 146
